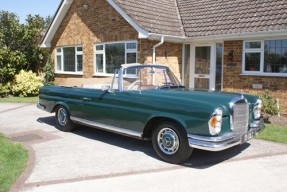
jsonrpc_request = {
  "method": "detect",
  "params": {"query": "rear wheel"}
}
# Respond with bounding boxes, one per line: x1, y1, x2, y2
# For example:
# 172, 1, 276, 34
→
152, 121, 192, 164
55, 106, 75, 132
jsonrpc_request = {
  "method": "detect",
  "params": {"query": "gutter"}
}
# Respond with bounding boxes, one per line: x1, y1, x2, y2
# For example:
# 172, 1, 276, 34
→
152, 36, 164, 64
187, 29, 287, 42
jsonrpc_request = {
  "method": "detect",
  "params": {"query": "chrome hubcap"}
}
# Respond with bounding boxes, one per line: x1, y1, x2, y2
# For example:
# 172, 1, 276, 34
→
157, 128, 179, 155
57, 108, 68, 126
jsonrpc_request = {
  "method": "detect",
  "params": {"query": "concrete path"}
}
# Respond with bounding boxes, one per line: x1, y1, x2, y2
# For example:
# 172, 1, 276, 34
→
0, 103, 287, 192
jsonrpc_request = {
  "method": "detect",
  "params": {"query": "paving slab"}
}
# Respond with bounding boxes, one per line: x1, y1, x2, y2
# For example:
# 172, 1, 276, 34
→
23, 154, 287, 192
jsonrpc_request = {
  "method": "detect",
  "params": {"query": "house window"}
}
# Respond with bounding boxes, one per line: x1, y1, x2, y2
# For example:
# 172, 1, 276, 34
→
95, 41, 137, 74
243, 40, 287, 75
56, 46, 83, 73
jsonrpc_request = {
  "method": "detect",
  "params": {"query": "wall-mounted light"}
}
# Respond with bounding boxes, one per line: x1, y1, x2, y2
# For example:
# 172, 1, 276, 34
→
83, 4, 89, 10
228, 50, 234, 62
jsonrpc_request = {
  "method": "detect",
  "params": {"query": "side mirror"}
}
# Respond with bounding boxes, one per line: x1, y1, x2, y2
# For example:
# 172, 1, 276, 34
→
101, 85, 111, 92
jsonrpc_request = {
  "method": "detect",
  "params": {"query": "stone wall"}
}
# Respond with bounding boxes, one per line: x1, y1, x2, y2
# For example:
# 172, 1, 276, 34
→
223, 40, 287, 115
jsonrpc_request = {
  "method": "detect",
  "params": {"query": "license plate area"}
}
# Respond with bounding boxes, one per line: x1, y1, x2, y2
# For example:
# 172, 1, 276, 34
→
241, 130, 256, 143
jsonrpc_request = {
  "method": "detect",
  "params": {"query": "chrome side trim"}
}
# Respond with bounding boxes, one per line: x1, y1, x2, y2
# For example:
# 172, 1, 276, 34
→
70, 116, 142, 138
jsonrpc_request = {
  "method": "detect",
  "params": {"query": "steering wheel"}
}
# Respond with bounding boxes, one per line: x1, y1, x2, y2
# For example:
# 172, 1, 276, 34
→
127, 80, 143, 90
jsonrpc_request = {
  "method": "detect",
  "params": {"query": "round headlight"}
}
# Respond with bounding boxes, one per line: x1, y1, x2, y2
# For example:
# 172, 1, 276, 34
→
253, 99, 262, 120
208, 108, 223, 135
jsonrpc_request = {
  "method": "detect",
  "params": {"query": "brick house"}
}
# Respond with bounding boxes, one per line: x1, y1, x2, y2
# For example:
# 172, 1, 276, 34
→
41, 0, 287, 114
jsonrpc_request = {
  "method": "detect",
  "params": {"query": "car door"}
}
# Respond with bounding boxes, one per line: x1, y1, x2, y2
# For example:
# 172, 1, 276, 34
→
76, 88, 150, 136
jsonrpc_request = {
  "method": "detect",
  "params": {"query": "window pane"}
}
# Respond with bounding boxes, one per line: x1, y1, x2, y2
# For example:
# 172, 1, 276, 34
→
106, 43, 125, 74
57, 55, 62, 71
63, 47, 76, 72
264, 40, 287, 73
96, 45, 104, 51
215, 43, 223, 91
77, 55, 83, 72
125, 68, 137, 75
96, 54, 103, 73
77, 47, 83, 52
56, 48, 61, 53
127, 52, 136, 63
245, 52, 260, 71
127, 42, 136, 49
195, 46, 210, 74
194, 78, 209, 90
245, 42, 261, 49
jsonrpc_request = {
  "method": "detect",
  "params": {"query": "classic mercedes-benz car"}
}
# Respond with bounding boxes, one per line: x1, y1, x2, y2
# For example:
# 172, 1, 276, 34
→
37, 64, 264, 164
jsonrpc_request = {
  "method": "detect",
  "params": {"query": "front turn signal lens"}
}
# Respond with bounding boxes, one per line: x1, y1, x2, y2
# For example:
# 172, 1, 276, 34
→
210, 116, 217, 128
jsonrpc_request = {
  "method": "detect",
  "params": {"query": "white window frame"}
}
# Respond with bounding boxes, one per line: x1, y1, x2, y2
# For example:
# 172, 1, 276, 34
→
242, 40, 287, 77
94, 41, 137, 76
55, 45, 83, 75
242, 40, 264, 75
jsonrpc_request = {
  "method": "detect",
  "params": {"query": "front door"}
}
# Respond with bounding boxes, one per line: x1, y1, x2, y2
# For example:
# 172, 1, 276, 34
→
183, 43, 223, 91
190, 45, 215, 90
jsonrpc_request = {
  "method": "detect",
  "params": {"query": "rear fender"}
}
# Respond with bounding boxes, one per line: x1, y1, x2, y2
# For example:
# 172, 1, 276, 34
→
52, 101, 70, 113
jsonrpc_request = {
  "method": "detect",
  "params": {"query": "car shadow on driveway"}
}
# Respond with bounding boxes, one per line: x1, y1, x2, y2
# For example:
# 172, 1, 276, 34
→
38, 116, 251, 169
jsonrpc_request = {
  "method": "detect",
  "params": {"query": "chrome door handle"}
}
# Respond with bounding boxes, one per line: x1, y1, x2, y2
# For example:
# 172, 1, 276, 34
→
82, 97, 92, 101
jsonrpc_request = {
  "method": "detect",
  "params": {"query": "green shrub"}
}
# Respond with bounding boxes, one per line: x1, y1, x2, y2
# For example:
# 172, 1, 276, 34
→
43, 56, 55, 86
0, 83, 10, 98
12, 70, 43, 97
0, 48, 27, 84
258, 90, 280, 116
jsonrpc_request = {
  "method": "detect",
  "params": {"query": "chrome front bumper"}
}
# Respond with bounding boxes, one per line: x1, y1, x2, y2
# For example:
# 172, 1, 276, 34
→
188, 118, 264, 151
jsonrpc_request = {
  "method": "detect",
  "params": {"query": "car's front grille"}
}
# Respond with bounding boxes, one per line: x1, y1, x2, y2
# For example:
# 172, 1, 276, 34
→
232, 99, 249, 134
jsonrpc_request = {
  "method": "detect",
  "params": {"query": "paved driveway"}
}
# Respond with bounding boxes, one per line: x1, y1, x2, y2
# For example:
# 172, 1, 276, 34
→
0, 103, 287, 192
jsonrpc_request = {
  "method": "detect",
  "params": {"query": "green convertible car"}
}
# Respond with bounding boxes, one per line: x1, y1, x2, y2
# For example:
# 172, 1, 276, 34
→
37, 64, 264, 164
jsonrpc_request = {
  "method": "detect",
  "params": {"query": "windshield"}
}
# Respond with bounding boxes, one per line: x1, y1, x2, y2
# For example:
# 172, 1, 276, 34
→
122, 66, 182, 91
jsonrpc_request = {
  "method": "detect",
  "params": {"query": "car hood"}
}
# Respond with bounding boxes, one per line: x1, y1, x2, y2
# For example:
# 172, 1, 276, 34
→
140, 88, 248, 116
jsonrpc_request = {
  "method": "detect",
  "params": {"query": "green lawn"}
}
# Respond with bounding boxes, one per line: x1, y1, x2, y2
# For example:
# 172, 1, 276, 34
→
256, 124, 287, 144
0, 96, 38, 103
0, 134, 28, 192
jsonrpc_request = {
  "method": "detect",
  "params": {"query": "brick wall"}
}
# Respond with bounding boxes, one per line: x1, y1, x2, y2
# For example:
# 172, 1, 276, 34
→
223, 40, 287, 115
51, 0, 182, 86
138, 39, 182, 80
51, 0, 138, 85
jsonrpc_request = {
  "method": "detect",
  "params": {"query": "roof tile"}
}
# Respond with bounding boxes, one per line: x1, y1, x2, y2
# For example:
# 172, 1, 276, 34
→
177, 0, 287, 37
114, 0, 287, 37
113, 0, 185, 36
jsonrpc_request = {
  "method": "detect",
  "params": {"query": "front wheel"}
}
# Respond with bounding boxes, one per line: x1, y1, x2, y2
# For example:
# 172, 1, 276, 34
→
152, 121, 193, 164
55, 105, 75, 132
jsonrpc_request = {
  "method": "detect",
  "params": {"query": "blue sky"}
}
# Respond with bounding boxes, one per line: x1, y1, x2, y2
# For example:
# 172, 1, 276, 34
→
1, 0, 61, 23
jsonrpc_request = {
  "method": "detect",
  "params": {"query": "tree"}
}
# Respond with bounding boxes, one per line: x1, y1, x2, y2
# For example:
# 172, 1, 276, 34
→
0, 11, 27, 84
22, 14, 46, 72
0, 11, 49, 84
0, 11, 24, 51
